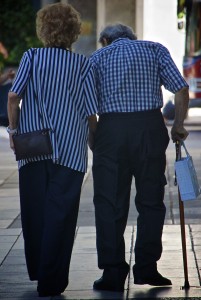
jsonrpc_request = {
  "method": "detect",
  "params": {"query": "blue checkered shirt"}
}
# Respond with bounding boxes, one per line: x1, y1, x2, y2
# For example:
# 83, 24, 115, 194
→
90, 38, 188, 114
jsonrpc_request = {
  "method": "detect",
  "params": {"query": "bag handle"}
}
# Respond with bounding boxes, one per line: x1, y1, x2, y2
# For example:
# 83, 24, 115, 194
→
30, 49, 47, 130
175, 140, 190, 160
181, 141, 190, 157
174, 140, 189, 186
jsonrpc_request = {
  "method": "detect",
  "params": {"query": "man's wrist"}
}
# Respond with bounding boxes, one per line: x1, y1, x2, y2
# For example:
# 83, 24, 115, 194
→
172, 122, 184, 129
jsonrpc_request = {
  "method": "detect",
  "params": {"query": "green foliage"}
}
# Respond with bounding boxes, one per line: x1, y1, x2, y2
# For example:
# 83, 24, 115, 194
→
0, 0, 42, 68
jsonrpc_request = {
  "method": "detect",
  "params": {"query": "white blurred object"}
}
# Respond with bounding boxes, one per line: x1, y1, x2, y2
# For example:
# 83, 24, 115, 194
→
188, 108, 201, 117
0, 126, 8, 139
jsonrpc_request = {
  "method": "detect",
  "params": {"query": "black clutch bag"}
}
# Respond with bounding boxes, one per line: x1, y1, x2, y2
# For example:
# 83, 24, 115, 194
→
13, 129, 53, 161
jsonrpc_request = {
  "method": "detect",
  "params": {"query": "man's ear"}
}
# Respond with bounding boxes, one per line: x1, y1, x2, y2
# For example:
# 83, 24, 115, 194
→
101, 38, 108, 47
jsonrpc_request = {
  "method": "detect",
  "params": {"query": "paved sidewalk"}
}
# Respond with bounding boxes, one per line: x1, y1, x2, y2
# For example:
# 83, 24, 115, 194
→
0, 126, 201, 299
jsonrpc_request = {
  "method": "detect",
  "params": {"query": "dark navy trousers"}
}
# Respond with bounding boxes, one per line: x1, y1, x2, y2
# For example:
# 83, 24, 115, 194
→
93, 110, 170, 275
19, 160, 84, 293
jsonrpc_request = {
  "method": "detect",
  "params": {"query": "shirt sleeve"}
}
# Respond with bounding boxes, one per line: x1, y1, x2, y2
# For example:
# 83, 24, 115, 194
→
157, 44, 188, 93
89, 54, 99, 83
10, 49, 33, 97
82, 58, 98, 116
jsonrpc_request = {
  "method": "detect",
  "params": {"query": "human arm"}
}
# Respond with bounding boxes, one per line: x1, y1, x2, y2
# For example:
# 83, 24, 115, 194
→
157, 44, 189, 141
88, 114, 97, 150
82, 58, 98, 150
171, 86, 189, 142
7, 92, 21, 151
0, 69, 15, 85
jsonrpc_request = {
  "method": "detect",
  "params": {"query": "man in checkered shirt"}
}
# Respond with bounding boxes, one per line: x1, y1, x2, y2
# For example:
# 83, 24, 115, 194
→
90, 23, 189, 292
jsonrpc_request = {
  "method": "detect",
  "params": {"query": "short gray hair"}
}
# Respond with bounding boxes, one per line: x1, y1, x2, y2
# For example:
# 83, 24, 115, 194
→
99, 23, 137, 45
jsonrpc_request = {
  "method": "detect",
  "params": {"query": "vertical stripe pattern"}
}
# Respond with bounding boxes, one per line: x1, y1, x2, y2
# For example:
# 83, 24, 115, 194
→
10, 47, 98, 172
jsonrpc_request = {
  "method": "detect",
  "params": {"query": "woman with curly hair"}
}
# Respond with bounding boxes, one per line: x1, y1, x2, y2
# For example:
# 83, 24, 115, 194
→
7, 3, 97, 297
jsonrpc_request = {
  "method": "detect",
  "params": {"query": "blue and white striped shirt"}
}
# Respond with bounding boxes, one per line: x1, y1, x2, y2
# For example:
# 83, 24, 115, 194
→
11, 47, 98, 172
90, 38, 188, 114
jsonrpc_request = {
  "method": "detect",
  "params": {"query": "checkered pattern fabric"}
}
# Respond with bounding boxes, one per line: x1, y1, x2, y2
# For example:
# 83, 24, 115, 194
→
90, 38, 188, 114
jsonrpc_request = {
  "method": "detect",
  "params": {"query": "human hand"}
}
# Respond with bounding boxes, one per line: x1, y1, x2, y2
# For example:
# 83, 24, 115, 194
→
171, 125, 189, 142
7, 69, 15, 80
88, 132, 95, 151
9, 133, 15, 153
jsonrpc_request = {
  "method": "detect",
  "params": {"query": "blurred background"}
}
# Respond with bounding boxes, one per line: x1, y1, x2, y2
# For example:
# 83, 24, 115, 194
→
0, 0, 201, 126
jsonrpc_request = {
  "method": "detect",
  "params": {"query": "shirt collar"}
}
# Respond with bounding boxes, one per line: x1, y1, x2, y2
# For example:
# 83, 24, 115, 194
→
111, 38, 130, 44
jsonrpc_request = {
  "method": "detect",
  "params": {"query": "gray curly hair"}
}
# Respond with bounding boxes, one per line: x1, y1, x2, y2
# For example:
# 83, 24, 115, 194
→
99, 23, 137, 45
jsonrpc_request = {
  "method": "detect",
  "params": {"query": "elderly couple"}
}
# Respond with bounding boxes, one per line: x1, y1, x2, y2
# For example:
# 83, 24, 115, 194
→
7, 3, 189, 298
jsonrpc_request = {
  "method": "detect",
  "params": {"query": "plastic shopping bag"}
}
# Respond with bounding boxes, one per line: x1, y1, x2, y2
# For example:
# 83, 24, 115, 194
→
174, 142, 201, 201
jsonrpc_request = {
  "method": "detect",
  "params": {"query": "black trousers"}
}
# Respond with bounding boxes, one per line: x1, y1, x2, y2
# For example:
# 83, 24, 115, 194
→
93, 110, 170, 274
19, 160, 84, 293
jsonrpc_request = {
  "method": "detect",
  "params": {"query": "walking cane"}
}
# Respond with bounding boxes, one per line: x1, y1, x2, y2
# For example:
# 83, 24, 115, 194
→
175, 140, 190, 289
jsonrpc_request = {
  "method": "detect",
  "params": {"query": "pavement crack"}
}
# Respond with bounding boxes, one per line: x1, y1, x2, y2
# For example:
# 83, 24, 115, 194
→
0, 169, 18, 188
189, 224, 201, 286
0, 231, 22, 267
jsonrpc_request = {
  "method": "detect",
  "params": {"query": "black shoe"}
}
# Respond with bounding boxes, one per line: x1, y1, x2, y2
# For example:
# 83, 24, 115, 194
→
134, 270, 172, 286
38, 291, 61, 297
93, 262, 129, 292
37, 286, 63, 297
93, 276, 124, 292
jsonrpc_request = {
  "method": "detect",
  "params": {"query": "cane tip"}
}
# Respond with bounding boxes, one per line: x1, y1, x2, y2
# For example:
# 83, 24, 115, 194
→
180, 281, 190, 289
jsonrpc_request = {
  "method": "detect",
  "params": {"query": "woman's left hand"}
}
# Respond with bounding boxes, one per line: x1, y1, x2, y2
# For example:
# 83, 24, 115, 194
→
9, 133, 15, 153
